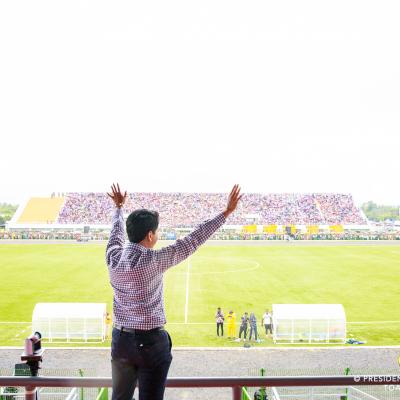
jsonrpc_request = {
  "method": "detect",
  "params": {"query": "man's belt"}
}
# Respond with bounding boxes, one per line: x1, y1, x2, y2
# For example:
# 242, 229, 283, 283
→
113, 324, 164, 334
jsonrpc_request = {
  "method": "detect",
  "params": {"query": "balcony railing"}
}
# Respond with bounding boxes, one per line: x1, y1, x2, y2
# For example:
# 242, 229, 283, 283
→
0, 375, 397, 400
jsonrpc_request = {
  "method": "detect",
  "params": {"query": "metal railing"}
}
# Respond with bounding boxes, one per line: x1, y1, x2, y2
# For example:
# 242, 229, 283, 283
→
0, 375, 397, 400
0, 387, 79, 400
270, 386, 382, 400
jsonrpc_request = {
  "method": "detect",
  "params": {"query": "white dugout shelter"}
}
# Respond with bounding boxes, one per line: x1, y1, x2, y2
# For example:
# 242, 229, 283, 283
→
32, 303, 107, 342
272, 304, 346, 344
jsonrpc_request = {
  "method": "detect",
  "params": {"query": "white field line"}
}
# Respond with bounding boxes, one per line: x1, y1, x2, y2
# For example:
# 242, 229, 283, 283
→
3, 345, 400, 350
347, 321, 400, 324
15, 326, 30, 337
167, 321, 400, 325
184, 258, 191, 324
172, 256, 261, 275
1, 321, 400, 326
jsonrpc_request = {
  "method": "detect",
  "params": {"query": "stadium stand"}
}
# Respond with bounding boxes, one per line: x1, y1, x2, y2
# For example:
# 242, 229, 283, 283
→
314, 194, 366, 225
17, 197, 65, 224
4, 192, 372, 241
55, 192, 367, 227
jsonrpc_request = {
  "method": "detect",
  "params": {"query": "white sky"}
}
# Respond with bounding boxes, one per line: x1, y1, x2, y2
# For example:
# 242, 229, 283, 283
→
1, 1, 399, 206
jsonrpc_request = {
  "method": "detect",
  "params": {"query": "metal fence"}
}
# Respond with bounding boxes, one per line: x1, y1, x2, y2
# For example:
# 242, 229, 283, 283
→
270, 386, 385, 400
1, 375, 399, 400
0, 369, 101, 400
0, 387, 80, 400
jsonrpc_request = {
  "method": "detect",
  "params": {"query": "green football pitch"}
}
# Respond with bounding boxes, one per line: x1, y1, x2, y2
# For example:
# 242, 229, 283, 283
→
0, 243, 399, 347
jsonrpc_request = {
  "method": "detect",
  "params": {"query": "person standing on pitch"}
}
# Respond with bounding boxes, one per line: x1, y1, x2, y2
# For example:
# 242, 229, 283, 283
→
226, 310, 236, 339
249, 312, 259, 342
262, 309, 273, 338
106, 183, 242, 400
215, 307, 224, 337
238, 312, 249, 341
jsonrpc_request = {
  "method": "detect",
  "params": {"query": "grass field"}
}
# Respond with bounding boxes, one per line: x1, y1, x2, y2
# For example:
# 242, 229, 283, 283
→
0, 243, 399, 347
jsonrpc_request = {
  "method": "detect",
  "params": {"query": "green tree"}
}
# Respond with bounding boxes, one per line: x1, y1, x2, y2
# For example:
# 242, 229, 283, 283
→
361, 201, 400, 221
0, 203, 18, 223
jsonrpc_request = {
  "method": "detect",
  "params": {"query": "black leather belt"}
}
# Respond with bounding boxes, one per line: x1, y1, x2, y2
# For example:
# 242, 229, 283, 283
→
113, 324, 164, 334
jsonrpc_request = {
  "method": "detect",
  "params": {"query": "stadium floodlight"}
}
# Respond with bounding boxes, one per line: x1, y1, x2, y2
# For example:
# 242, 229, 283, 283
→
32, 303, 107, 343
272, 304, 346, 344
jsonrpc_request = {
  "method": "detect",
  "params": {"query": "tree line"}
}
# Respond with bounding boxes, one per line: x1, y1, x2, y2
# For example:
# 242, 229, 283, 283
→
0, 203, 18, 226
361, 201, 400, 222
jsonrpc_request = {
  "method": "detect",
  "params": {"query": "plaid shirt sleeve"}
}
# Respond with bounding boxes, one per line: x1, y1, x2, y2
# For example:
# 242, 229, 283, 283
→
153, 212, 226, 272
106, 208, 125, 268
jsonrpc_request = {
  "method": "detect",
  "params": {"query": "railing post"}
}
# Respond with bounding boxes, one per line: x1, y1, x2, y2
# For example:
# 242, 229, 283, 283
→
232, 385, 242, 400
25, 385, 37, 400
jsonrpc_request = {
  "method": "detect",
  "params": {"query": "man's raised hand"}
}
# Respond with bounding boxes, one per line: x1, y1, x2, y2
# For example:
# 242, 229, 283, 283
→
223, 184, 243, 218
107, 183, 127, 209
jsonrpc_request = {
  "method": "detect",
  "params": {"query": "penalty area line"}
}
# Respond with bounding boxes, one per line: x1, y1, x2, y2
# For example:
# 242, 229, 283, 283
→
166, 320, 400, 326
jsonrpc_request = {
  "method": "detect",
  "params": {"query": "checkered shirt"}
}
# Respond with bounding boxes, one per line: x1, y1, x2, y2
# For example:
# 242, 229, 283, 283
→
106, 208, 226, 330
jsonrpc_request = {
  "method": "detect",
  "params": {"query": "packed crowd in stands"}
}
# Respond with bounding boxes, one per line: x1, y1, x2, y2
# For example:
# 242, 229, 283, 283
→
57, 192, 367, 227
314, 194, 364, 225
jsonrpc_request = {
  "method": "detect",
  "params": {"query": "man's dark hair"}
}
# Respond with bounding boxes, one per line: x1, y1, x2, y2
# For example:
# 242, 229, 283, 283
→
126, 209, 159, 243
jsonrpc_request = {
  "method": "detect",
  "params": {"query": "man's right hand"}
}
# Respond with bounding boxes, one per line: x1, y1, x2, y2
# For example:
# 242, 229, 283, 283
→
223, 184, 243, 219
107, 183, 127, 209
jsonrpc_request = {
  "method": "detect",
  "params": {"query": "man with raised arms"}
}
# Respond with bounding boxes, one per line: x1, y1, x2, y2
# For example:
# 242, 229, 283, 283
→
106, 184, 242, 400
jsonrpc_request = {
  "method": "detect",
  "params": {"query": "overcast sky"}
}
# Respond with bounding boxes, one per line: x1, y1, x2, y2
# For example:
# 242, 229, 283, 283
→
1, 1, 399, 206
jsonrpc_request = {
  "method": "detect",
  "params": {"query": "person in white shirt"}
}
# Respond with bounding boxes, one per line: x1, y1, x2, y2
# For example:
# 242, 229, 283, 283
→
261, 309, 272, 338
215, 307, 224, 337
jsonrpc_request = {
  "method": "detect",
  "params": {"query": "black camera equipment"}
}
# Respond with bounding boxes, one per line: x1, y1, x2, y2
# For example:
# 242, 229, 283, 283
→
21, 331, 44, 376
17, 332, 44, 400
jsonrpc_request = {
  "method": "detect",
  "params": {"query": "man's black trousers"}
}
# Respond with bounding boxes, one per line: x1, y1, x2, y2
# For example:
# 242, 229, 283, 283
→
111, 327, 172, 400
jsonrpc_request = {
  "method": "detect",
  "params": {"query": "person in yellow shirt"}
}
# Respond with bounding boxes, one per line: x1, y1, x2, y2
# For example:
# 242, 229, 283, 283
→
105, 312, 112, 339
226, 310, 236, 339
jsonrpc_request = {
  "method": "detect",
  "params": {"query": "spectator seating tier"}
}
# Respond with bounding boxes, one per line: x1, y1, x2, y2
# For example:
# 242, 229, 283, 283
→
56, 192, 367, 227
18, 197, 65, 224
